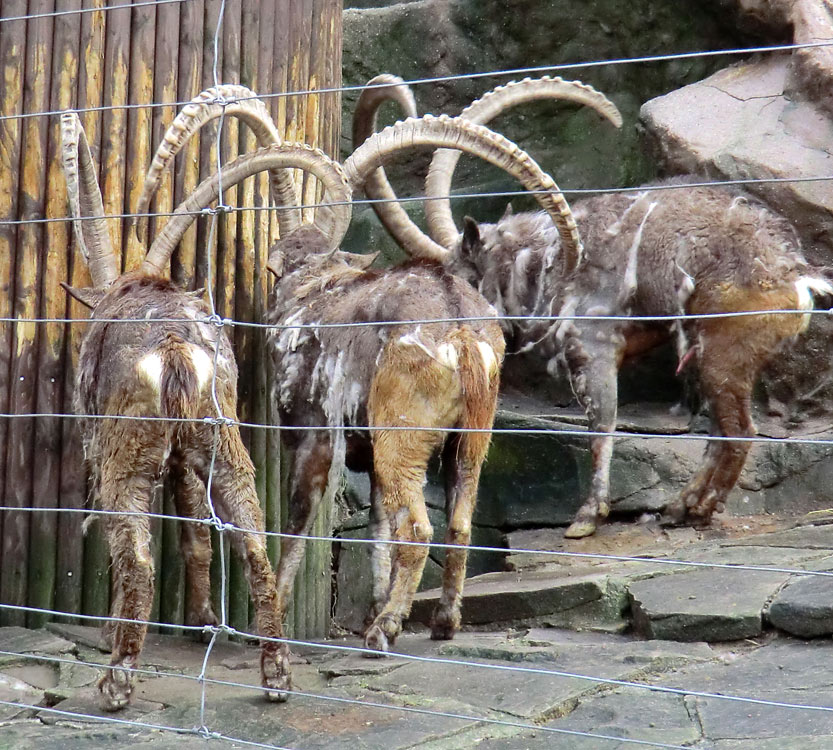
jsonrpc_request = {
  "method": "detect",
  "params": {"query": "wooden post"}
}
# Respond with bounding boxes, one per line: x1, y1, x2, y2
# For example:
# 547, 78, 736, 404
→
0, 0, 342, 640
0, 0, 55, 627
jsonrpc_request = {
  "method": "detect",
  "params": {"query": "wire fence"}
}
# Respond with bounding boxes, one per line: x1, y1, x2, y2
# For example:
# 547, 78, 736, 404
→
2, 2, 833, 748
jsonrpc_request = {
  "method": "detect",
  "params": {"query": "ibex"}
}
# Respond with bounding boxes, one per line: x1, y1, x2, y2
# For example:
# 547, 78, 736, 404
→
60, 98, 286, 711
140, 97, 582, 696
354, 74, 833, 539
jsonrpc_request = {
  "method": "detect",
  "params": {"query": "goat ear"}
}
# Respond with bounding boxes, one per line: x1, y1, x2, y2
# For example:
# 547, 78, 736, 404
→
60, 282, 105, 310
186, 287, 207, 299
461, 216, 482, 260
341, 251, 378, 270
500, 202, 514, 220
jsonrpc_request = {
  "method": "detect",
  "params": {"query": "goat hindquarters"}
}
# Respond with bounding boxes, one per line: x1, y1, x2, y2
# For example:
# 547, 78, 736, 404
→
365, 325, 502, 650
664, 287, 807, 525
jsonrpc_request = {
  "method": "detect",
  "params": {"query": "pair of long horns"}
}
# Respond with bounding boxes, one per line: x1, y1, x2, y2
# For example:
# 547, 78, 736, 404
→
144, 112, 594, 271
353, 75, 623, 275
62, 84, 302, 286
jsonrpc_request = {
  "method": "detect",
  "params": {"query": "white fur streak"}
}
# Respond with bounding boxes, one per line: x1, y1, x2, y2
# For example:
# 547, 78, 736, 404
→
398, 327, 459, 372
189, 346, 214, 392
477, 341, 497, 379
619, 201, 657, 305
137, 352, 163, 394
795, 276, 833, 330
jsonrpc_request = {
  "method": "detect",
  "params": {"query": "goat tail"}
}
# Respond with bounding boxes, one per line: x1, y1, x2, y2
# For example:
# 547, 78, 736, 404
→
454, 327, 503, 461
157, 334, 209, 421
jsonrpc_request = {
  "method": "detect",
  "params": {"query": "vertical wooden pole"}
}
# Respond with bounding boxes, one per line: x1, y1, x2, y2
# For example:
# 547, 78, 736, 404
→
58, 0, 107, 621
82, 0, 133, 620
28, 0, 83, 630
171, 0, 205, 289
153, 0, 185, 629
0, 0, 55, 627
0, 0, 29, 590
219, 0, 249, 634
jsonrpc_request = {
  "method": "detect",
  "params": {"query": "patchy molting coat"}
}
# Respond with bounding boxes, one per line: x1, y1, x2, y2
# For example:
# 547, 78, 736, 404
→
73, 271, 283, 711
448, 180, 830, 538
264, 226, 505, 684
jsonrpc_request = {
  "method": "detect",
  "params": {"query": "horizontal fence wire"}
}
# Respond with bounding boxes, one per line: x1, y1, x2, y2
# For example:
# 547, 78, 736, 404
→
3, 6, 833, 748
0, 36, 832, 122
3, 502, 833, 580
0, 0, 191, 24
3, 172, 833, 227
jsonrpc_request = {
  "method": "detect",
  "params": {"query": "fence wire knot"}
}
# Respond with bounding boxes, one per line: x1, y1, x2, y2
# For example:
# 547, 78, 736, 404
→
208, 516, 237, 534
204, 312, 227, 328
200, 204, 233, 217
203, 415, 235, 428
195, 725, 222, 740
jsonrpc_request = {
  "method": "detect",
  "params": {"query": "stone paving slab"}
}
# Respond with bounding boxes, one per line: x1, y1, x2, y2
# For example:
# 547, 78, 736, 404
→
2, 622, 833, 748
472, 688, 698, 750
629, 567, 791, 641
767, 574, 833, 637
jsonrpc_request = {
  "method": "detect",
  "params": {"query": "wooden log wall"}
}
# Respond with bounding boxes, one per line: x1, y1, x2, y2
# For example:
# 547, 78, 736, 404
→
0, 0, 342, 639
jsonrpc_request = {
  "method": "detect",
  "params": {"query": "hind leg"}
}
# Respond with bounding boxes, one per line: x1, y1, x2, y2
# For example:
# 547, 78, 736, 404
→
266, 434, 333, 696
168, 453, 217, 630
202, 424, 286, 701
431, 428, 490, 640
97, 426, 166, 711
676, 339, 759, 524
563, 326, 626, 539
364, 427, 437, 653
364, 470, 393, 628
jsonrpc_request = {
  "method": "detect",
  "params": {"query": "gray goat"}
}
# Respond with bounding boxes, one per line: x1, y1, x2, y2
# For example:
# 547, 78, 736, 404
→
139, 101, 583, 696
354, 74, 833, 539
60, 102, 284, 711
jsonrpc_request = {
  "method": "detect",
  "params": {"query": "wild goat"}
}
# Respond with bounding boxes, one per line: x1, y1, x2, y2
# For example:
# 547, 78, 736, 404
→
60, 103, 284, 711
353, 74, 833, 539
140, 101, 582, 696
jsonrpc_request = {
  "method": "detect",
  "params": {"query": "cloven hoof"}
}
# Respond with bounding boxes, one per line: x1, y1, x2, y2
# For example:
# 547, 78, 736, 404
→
563, 519, 597, 539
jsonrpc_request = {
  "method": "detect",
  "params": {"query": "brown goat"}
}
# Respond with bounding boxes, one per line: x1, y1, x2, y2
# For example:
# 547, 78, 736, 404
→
142, 106, 584, 697
60, 107, 284, 711
353, 75, 833, 539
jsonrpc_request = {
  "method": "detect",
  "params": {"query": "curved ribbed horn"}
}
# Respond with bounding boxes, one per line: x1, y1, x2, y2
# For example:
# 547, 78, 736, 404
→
425, 77, 622, 263
143, 143, 351, 275
344, 114, 582, 271
134, 84, 300, 244
352, 74, 432, 255
61, 111, 119, 288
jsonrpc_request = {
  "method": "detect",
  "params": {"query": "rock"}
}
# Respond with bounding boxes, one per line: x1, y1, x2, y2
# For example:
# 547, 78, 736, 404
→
333, 506, 505, 633
0, 626, 76, 656
695, 690, 833, 740
629, 568, 790, 641
767, 574, 833, 637
341, 0, 747, 256
409, 568, 629, 631
0, 672, 45, 722
474, 688, 699, 749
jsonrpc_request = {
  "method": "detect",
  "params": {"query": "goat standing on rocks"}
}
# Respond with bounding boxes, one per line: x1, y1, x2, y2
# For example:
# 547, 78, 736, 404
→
60, 109, 284, 711
353, 74, 833, 539
141, 104, 584, 696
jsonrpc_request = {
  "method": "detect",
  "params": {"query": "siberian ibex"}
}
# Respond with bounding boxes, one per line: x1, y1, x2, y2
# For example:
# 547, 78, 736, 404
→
354, 74, 833, 539
140, 97, 583, 695
60, 98, 285, 711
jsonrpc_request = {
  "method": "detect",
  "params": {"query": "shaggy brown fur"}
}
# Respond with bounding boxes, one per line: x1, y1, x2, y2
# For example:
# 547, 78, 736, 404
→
69, 271, 283, 710
453, 180, 831, 537
267, 226, 504, 692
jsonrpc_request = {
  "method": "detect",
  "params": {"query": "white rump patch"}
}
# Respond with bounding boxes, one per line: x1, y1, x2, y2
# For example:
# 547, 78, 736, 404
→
476, 341, 497, 378
137, 352, 163, 393
436, 342, 458, 371
189, 346, 214, 392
